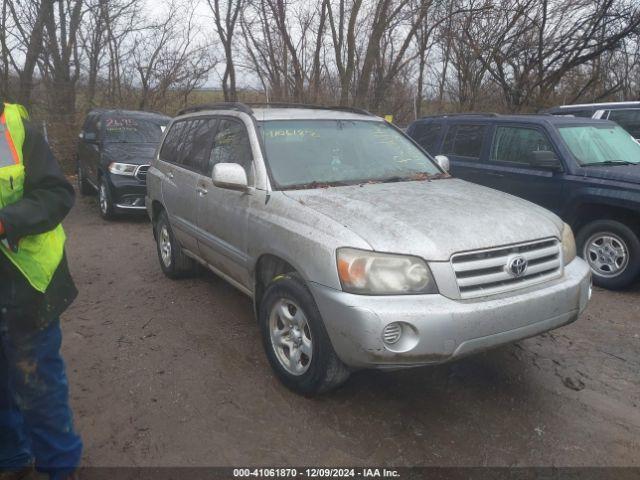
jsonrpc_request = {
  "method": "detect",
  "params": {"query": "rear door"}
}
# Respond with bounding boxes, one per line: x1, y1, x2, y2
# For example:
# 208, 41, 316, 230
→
196, 117, 255, 288
441, 122, 492, 184
484, 124, 564, 213
156, 119, 200, 253
409, 120, 445, 155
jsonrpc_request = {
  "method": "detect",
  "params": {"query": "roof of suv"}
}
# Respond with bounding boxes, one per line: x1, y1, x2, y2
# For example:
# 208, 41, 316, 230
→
88, 108, 170, 120
176, 102, 380, 122
416, 113, 616, 128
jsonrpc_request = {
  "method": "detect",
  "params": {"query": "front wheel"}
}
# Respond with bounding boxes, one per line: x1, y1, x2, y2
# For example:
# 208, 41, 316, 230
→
259, 274, 350, 395
98, 178, 115, 220
576, 219, 640, 289
77, 159, 93, 196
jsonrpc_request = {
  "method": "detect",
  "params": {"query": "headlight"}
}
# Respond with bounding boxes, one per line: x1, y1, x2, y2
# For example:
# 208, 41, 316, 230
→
562, 223, 576, 264
108, 162, 138, 176
337, 248, 438, 295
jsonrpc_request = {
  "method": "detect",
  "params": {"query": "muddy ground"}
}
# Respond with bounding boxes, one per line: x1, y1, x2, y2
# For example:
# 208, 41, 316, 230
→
61, 192, 639, 467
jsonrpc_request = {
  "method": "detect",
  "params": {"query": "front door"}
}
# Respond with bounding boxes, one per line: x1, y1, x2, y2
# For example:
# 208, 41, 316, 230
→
196, 117, 255, 289
484, 124, 564, 214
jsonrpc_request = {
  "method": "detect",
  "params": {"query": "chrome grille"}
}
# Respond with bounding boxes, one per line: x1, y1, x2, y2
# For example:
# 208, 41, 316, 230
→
451, 238, 562, 299
135, 164, 150, 182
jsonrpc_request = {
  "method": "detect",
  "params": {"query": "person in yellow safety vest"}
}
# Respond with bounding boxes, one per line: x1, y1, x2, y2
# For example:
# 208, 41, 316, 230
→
0, 102, 82, 480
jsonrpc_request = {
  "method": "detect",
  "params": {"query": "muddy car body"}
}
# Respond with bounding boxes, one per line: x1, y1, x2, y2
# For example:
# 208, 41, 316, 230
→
146, 103, 592, 394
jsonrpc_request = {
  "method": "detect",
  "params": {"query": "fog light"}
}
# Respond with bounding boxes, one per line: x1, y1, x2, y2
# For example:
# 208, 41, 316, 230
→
382, 323, 402, 345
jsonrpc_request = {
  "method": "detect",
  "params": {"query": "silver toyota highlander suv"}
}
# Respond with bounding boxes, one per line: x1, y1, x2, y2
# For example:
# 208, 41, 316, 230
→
146, 103, 592, 395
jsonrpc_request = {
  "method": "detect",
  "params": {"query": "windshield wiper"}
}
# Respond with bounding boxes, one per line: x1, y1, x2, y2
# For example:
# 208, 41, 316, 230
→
287, 180, 352, 190
583, 160, 636, 166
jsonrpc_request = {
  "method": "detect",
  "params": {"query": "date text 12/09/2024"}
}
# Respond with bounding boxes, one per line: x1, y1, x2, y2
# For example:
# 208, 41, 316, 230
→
233, 469, 401, 478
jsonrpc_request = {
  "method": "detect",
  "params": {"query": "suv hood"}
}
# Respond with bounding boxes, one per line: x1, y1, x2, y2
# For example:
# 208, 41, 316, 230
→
103, 143, 157, 165
578, 164, 640, 184
283, 179, 563, 261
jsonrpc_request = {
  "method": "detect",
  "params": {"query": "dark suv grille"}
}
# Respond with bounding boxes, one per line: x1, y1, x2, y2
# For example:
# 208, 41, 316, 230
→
135, 165, 150, 182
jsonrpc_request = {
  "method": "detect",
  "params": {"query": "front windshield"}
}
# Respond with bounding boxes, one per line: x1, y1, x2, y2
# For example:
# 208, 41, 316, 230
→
260, 120, 442, 189
558, 125, 640, 166
103, 117, 167, 143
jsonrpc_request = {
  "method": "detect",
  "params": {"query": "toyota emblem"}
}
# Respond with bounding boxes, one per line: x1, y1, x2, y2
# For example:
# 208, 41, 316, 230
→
507, 256, 528, 277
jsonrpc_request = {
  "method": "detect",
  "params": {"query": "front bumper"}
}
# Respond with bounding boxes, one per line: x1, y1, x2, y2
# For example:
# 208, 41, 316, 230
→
108, 173, 147, 212
309, 258, 591, 369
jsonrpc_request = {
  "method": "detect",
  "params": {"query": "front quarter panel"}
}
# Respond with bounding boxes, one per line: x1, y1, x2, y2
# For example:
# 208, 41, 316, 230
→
246, 191, 372, 290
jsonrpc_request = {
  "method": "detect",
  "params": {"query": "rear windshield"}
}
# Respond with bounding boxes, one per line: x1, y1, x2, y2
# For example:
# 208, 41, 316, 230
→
259, 120, 441, 189
103, 117, 168, 143
558, 125, 640, 166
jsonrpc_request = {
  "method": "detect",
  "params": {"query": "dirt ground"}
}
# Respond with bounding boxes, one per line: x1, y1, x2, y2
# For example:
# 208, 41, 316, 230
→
60, 192, 640, 467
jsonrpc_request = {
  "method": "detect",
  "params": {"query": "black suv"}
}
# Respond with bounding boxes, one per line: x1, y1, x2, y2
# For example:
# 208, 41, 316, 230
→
77, 109, 170, 219
407, 113, 640, 289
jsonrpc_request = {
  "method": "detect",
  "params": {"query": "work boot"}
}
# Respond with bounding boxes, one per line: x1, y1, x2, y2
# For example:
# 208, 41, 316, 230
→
0, 467, 34, 480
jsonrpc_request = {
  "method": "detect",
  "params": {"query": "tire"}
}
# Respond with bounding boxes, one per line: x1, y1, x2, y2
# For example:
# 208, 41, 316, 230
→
98, 177, 116, 220
154, 209, 197, 279
259, 273, 350, 395
576, 219, 640, 290
77, 158, 93, 196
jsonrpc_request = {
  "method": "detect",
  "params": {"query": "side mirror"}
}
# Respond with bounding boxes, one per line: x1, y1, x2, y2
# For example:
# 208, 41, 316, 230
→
212, 163, 248, 191
434, 155, 450, 172
530, 150, 561, 170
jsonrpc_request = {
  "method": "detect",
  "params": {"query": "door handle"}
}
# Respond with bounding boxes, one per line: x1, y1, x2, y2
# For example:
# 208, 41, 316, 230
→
197, 186, 208, 196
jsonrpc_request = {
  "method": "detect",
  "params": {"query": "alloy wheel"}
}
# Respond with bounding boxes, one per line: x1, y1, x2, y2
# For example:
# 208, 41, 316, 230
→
584, 232, 629, 278
269, 298, 313, 376
99, 182, 109, 214
159, 224, 172, 268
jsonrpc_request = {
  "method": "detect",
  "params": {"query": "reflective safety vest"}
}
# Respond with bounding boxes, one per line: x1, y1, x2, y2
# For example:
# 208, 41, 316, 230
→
0, 103, 66, 293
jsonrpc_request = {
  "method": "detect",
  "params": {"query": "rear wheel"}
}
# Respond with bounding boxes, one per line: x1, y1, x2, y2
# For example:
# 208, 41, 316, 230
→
577, 219, 640, 289
259, 274, 350, 395
155, 210, 197, 278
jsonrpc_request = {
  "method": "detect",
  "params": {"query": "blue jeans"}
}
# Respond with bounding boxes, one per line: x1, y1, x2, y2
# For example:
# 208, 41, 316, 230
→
0, 316, 82, 479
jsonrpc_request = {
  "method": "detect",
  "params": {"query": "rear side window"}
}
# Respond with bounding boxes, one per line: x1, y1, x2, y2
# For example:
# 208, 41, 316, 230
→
210, 119, 253, 181
491, 126, 555, 165
443, 124, 487, 159
607, 109, 640, 138
159, 121, 188, 164
412, 122, 443, 154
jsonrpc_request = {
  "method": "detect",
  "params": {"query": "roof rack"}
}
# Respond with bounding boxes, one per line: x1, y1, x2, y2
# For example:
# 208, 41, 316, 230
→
419, 112, 500, 119
247, 102, 374, 116
177, 102, 254, 116
176, 101, 374, 117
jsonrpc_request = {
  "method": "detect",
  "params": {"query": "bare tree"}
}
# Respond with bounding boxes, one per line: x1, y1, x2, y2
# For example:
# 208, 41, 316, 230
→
207, 0, 243, 102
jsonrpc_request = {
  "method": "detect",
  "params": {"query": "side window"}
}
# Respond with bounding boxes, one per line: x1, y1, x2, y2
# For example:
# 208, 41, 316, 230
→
188, 119, 218, 174
177, 120, 201, 167
413, 122, 443, 153
159, 121, 187, 164
491, 126, 555, 165
210, 119, 253, 181
607, 109, 640, 139
83, 115, 100, 141
443, 124, 487, 159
